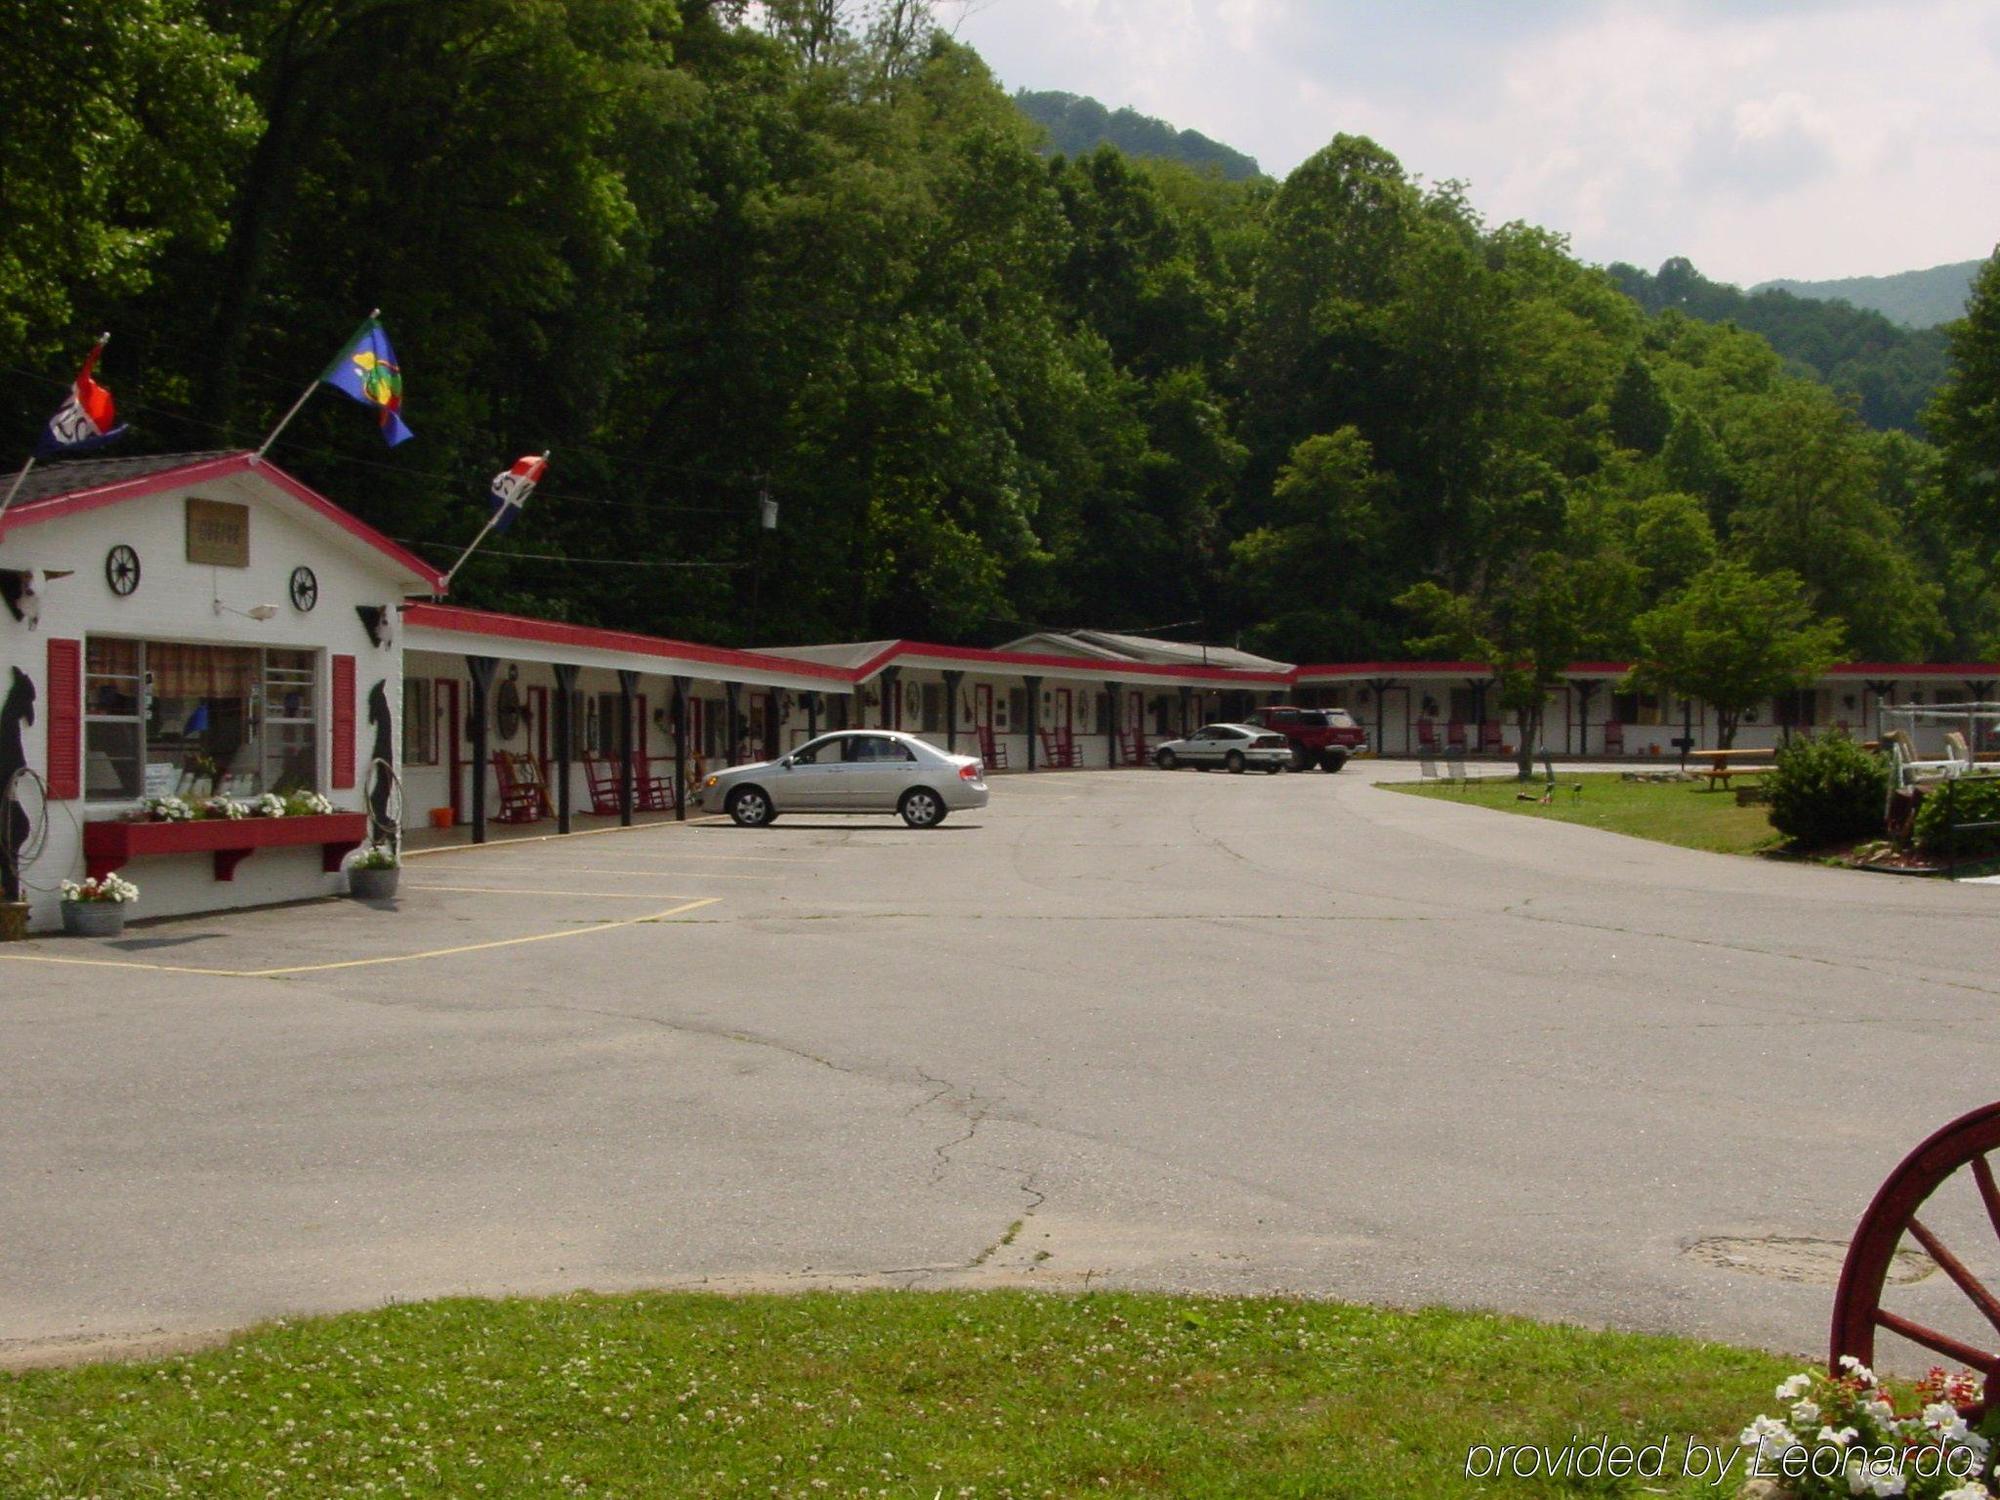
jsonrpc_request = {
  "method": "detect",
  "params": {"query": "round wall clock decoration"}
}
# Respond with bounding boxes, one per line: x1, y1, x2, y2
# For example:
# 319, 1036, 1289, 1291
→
105, 544, 141, 597
289, 565, 319, 612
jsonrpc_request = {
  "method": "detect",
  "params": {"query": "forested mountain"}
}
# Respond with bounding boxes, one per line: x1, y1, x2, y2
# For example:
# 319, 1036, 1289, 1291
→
1755, 261, 1982, 329
5, 0, 1998, 683
1606, 258, 1950, 433
1013, 90, 1261, 180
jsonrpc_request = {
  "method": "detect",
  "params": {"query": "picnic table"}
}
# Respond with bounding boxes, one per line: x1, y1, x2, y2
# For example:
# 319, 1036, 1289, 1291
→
1687, 747, 1775, 791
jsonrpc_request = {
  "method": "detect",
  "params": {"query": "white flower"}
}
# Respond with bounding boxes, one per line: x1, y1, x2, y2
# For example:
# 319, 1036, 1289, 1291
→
1792, 1398, 1822, 1425
1865, 1398, 1897, 1424
1942, 1484, 1993, 1500
1819, 1424, 1858, 1447
1839, 1354, 1878, 1384
1778, 1374, 1814, 1400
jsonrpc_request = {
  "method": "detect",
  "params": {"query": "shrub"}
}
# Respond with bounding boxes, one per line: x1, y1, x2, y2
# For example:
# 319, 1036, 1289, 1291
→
1765, 732, 1890, 848
1913, 777, 2000, 858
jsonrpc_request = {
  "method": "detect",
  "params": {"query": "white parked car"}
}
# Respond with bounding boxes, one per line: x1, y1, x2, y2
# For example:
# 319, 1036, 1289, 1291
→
698, 730, 988, 828
1151, 723, 1292, 774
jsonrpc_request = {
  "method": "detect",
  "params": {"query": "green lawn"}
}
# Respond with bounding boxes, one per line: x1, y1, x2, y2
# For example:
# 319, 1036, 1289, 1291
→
0, 1290, 1797, 1498
1383, 771, 1784, 855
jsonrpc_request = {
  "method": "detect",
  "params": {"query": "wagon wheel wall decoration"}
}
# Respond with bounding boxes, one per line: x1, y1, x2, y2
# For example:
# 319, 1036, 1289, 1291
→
289, 565, 318, 612
1831, 1100, 2000, 1415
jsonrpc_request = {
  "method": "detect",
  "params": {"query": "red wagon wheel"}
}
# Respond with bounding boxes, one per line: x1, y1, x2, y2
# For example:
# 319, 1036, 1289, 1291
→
1831, 1100, 2000, 1416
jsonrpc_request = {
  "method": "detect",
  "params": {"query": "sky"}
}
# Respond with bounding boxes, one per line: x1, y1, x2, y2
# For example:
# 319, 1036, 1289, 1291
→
941, 0, 2000, 286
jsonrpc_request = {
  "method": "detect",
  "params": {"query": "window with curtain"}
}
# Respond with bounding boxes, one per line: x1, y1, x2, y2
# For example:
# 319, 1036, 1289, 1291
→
84, 639, 318, 801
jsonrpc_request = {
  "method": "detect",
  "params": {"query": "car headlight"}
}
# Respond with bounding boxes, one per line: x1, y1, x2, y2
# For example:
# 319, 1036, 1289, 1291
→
703, 775, 719, 788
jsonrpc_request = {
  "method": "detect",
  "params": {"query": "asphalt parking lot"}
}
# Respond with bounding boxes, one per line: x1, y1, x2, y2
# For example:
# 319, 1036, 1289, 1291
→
5, 765, 2000, 1370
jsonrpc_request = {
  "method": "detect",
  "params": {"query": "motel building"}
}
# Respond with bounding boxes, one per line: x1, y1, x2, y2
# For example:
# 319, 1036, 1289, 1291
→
1, 450, 1994, 933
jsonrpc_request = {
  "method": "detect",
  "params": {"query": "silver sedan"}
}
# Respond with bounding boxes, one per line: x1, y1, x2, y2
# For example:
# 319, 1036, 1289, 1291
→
698, 730, 989, 828
1151, 723, 1292, 774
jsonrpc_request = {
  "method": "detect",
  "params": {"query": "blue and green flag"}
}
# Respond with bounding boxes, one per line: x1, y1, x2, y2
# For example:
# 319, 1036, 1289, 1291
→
322, 316, 412, 446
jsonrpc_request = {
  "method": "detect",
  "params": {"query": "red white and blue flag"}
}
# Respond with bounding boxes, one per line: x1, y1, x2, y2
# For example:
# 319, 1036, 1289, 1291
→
487, 452, 548, 533
37, 339, 127, 457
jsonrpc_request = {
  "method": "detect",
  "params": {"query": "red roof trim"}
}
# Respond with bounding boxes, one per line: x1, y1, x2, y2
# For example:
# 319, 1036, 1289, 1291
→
1, 452, 447, 590
402, 602, 856, 683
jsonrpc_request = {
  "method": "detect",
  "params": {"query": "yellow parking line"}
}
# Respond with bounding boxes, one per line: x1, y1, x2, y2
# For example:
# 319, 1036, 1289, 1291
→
408, 884, 715, 901
435, 864, 773, 880
0, 898, 721, 978
402, 818, 727, 859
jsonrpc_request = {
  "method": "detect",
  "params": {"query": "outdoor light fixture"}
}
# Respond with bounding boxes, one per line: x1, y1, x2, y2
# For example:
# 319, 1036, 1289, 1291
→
212, 594, 279, 622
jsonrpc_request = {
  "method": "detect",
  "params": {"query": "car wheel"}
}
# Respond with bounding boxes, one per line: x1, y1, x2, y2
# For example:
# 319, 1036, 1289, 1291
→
1289, 745, 1315, 772
727, 786, 775, 827
1225, 750, 1245, 774
1321, 752, 1349, 773
899, 787, 947, 828
1155, 748, 1178, 770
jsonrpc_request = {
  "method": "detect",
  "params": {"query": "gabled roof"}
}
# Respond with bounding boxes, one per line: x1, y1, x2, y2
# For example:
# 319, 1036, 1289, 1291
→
758, 640, 903, 670
0, 449, 446, 591
997, 628, 1294, 672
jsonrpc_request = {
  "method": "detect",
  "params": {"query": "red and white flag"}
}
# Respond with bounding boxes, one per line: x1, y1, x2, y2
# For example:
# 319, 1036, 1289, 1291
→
38, 338, 126, 456
487, 452, 548, 532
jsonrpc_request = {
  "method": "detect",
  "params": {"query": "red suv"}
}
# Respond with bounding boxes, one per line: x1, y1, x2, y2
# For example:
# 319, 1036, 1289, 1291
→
1243, 706, 1369, 772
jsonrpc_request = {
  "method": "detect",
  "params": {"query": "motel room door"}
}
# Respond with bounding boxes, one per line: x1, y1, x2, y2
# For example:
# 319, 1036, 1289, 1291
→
1052, 686, 1072, 758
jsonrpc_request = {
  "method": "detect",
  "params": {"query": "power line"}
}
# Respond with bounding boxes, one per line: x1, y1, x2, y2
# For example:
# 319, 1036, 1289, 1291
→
393, 537, 739, 570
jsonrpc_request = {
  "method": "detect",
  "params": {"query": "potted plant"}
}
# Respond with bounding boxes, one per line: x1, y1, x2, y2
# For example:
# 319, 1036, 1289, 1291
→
347, 843, 400, 900
59, 873, 140, 936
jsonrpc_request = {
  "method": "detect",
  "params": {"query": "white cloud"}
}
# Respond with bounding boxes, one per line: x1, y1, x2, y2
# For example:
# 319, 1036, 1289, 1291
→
946, 0, 2000, 282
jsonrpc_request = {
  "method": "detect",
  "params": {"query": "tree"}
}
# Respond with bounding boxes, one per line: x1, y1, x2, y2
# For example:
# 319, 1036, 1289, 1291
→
1626, 561, 1847, 748
1725, 385, 1944, 658
1928, 247, 2000, 539
1229, 427, 1389, 660
0, 0, 257, 362
1607, 355, 1673, 455
1398, 546, 1638, 778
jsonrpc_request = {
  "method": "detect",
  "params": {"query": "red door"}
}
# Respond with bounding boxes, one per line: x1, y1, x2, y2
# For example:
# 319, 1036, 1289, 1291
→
1053, 687, 1072, 762
439, 677, 463, 824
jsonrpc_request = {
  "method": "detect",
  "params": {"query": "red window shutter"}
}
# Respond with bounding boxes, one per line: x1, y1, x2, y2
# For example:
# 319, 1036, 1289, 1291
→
331, 654, 357, 789
45, 637, 82, 799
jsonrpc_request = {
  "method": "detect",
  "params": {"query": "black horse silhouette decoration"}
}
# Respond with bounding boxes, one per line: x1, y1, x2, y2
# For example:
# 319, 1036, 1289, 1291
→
366, 680, 398, 845
1, 667, 34, 904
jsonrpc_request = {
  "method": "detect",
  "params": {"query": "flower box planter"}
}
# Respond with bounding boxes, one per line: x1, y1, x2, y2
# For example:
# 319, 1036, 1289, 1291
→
84, 813, 368, 883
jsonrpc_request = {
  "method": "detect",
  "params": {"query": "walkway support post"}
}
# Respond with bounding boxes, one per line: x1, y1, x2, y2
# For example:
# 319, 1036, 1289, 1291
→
465, 655, 497, 844
1367, 677, 1395, 756
1024, 675, 1041, 771
941, 670, 962, 753
725, 681, 742, 766
1104, 681, 1120, 766
766, 688, 781, 759
1178, 686, 1192, 737
617, 669, 637, 826
878, 666, 901, 730
552, 663, 578, 835
806, 690, 820, 742
672, 676, 690, 822
1571, 679, 1600, 758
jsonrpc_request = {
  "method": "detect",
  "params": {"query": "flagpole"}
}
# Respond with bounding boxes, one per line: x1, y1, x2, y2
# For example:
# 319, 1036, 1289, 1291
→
256, 308, 377, 461
0, 457, 34, 538
438, 450, 549, 596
